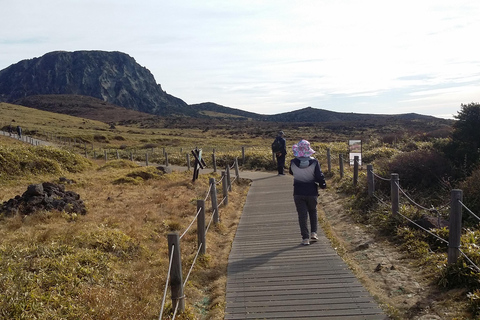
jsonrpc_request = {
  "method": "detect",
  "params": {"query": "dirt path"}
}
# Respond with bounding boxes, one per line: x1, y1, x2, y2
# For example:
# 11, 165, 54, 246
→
318, 190, 469, 320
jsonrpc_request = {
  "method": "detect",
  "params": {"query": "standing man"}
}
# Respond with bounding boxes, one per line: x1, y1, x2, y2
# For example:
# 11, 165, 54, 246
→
289, 139, 327, 245
272, 131, 287, 175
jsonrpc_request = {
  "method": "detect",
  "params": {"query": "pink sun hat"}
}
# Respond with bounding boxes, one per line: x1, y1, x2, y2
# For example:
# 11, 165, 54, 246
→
292, 139, 315, 157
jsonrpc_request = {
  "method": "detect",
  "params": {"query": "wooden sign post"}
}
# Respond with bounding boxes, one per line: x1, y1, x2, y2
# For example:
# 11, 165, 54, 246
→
191, 148, 207, 182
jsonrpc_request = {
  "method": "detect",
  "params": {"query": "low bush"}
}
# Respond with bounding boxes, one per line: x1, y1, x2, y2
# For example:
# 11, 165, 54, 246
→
460, 167, 480, 226
0, 145, 92, 180
385, 149, 452, 190
362, 146, 399, 163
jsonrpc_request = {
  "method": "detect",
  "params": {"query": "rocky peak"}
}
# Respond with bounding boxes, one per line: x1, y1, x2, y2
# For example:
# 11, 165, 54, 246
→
0, 50, 196, 116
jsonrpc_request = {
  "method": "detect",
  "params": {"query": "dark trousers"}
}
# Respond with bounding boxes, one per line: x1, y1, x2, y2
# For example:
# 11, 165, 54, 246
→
293, 195, 318, 240
276, 153, 285, 174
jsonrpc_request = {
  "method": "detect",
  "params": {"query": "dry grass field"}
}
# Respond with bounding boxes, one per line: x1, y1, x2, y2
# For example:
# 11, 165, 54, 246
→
0, 133, 251, 319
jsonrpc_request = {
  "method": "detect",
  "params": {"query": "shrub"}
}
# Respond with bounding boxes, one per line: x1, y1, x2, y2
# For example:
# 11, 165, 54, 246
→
460, 167, 480, 225
386, 149, 451, 190
362, 146, 399, 163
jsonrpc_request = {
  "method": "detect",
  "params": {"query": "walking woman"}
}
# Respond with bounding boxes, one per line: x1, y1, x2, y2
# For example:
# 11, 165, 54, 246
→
289, 139, 327, 245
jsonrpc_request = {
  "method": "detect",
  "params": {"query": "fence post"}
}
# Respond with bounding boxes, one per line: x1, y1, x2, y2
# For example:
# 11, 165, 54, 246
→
222, 171, 229, 206
212, 153, 217, 173
165, 152, 169, 167
226, 165, 232, 192
327, 148, 332, 172
146, 152, 149, 166
234, 158, 240, 181
187, 154, 191, 170
448, 189, 463, 265
167, 233, 185, 312
116, 150, 120, 160
391, 173, 399, 216
367, 164, 374, 196
104, 150, 107, 162
353, 155, 359, 187
130, 152, 133, 161
197, 200, 206, 255
210, 178, 219, 223
242, 146, 245, 165
339, 154, 344, 178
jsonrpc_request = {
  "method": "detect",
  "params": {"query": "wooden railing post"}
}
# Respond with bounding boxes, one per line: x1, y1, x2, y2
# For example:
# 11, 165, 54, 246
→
197, 200, 206, 255
165, 152, 169, 167
241, 146, 245, 165
327, 148, 332, 172
167, 233, 185, 312
367, 164, 374, 196
226, 165, 232, 192
353, 155, 359, 186
448, 189, 463, 265
116, 150, 120, 159
234, 158, 240, 181
210, 178, 219, 223
212, 153, 217, 173
187, 153, 191, 170
222, 171, 229, 206
339, 154, 344, 178
391, 173, 399, 216
104, 150, 107, 162
145, 152, 149, 166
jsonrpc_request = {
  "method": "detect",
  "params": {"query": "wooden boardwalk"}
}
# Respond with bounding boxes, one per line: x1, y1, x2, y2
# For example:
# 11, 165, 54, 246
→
226, 172, 387, 319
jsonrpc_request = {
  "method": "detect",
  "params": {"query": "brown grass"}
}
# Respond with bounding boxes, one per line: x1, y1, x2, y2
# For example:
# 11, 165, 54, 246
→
0, 157, 250, 319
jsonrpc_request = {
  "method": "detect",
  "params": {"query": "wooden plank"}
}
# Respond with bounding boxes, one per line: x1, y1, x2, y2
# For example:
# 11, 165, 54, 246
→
225, 172, 386, 319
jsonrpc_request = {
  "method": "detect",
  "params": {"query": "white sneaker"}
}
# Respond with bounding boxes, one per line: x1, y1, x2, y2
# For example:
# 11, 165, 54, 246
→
301, 238, 310, 246
310, 232, 318, 241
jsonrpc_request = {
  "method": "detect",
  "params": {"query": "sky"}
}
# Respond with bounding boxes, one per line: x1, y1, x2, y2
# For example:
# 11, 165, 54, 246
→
1, 1, 479, 119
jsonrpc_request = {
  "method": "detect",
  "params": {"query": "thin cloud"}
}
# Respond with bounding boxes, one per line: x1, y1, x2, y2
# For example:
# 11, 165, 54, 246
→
0, 0, 479, 118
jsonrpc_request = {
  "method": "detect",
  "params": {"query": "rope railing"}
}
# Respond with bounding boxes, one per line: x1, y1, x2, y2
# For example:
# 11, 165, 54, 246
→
372, 192, 390, 207
179, 206, 203, 240
458, 248, 480, 272
183, 243, 204, 287
218, 195, 227, 207
372, 171, 390, 181
396, 210, 449, 244
459, 200, 480, 223
159, 245, 176, 320
206, 208, 217, 233
204, 183, 213, 202
159, 159, 238, 318
362, 164, 480, 278
396, 182, 435, 212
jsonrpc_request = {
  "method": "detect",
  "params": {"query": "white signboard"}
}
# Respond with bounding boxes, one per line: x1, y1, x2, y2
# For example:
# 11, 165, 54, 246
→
349, 140, 362, 165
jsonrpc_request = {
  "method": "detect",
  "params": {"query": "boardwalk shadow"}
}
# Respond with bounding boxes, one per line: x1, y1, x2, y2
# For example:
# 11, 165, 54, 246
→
227, 244, 301, 275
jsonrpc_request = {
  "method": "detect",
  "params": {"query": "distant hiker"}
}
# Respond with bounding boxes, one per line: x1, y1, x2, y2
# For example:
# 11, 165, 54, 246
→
16, 126, 22, 139
271, 131, 287, 175
8, 124, 13, 136
289, 139, 326, 245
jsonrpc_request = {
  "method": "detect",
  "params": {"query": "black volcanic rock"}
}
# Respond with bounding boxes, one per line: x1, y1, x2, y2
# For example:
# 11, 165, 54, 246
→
0, 50, 196, 116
